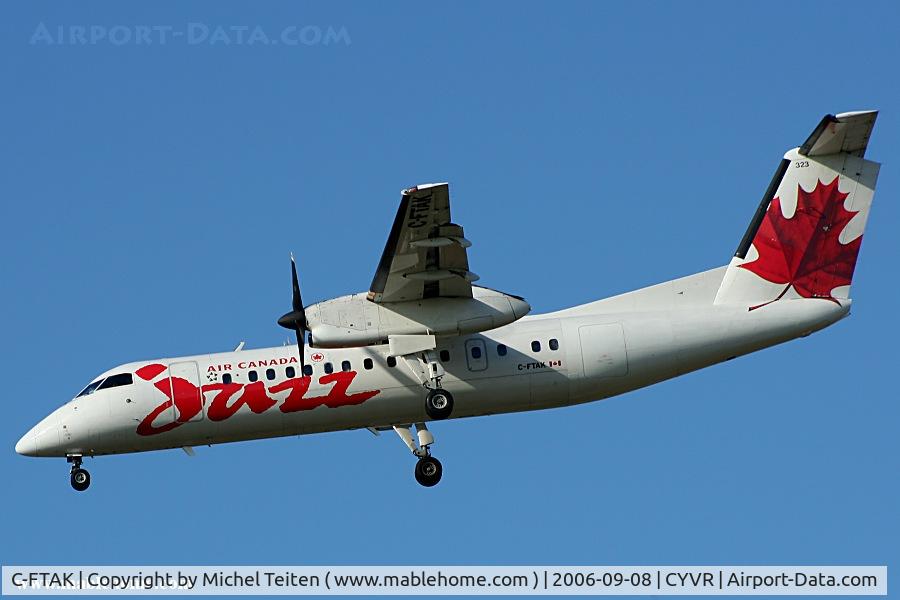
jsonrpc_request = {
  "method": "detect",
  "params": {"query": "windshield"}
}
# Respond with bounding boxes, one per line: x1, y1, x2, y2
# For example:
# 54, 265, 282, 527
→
76, 379, 104, 398
97, 373, 133, 390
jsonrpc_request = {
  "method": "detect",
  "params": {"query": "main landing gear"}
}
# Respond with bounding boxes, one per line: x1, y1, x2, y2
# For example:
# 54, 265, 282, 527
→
425, 388, 453, 420
394, 423, 442, 487
67, 455, 90, 492
415, 456, 442, 487
416, 350, 454, 420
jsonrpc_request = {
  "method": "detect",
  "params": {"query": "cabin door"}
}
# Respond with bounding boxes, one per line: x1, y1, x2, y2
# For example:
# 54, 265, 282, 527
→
168, 361, 204, 423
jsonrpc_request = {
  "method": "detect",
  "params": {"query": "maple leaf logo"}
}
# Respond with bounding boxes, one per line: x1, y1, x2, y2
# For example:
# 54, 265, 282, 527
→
739, 176, 862, 308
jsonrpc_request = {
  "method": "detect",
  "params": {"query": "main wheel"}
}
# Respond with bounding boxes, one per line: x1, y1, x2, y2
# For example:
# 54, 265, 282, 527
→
414, 456, 443, 487
425, 388, 454, 420
70, 468, 91, 492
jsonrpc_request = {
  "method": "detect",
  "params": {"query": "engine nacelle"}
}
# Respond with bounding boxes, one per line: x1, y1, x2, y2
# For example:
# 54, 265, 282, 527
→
306, 286, 530, 348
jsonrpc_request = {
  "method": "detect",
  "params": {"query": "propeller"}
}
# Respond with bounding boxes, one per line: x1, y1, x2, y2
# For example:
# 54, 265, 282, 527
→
277, 254, 308, 369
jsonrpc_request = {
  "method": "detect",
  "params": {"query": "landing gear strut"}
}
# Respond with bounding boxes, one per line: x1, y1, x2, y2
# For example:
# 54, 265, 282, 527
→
67, 455, 90, 492
406, 350, 454, 420
394, 423, 443, 487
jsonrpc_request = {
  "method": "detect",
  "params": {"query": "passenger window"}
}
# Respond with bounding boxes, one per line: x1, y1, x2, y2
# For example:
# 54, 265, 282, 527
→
266, 368, 276, 381
302, 364, 313, 377
497, 344, 507, 356
324, 362, 334, 374
76, 379, 104, 397
471, 345, 482, 359
531, 340, 541, 352
387, 356, 397, 368
286, 366, 296, 378
364, 358, 373, 370
549, 338, 559, 351
248, 370, 258, 382
97, 373, 133, 390
341, 360, 351, 372
439, 350, 450, 362
222, 373, 232, 385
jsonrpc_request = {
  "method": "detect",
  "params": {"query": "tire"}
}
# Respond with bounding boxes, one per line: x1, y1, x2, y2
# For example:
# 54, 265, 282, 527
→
414, 456, 443, 487
70, 468, 91, 492
425, 388, 454, 420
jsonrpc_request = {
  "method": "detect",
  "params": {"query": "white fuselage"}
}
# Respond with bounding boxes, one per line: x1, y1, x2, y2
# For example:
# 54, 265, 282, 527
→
15, 267, 849, 458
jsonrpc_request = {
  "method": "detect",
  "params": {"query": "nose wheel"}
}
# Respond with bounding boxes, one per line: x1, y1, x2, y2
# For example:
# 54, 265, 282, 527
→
67, 455, 91, 492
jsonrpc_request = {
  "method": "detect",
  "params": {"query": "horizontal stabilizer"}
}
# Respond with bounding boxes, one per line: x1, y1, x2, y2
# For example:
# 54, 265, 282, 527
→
799, 110, 877, 158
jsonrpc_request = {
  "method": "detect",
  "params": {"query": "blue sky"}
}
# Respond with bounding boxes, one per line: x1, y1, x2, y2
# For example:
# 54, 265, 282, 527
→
1, 0, 897, 584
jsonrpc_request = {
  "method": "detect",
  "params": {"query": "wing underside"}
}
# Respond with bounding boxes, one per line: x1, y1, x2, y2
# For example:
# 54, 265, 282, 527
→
368, 183, 477, 303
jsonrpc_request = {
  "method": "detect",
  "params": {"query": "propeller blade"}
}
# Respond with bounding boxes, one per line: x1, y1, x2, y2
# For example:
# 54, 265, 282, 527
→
290, 253, 303, 314
295, 329, 305, 370
278, 253, 309, 367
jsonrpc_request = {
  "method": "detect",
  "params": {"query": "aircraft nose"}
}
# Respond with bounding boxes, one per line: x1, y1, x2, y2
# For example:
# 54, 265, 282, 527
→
14, 432, 34, 456
16, 412, 61, 457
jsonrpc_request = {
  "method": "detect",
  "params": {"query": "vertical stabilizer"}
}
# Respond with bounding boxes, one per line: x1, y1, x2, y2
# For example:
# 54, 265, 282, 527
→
714, 111, 880, 308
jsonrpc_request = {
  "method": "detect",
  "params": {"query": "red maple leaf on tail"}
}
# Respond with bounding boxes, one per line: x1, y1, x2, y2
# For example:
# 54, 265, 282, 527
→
739, 177, 862, 308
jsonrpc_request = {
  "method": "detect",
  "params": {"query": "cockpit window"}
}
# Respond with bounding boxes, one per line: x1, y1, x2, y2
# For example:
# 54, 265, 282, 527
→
97, 373, 133, 390
76, 379, 104, 397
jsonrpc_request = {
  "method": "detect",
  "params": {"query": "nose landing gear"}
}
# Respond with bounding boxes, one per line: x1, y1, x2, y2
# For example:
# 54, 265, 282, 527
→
67, 455, 90, 492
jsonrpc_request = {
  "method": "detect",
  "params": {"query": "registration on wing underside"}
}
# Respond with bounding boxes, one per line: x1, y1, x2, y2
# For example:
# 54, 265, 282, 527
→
368, 183, 477, 303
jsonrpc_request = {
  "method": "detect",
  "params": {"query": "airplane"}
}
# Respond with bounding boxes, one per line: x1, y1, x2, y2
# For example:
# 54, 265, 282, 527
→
16, 111, 880, 491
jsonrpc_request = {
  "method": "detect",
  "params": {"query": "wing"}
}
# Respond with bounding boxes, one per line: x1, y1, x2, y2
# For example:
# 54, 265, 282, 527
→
368, 183, 478, 303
